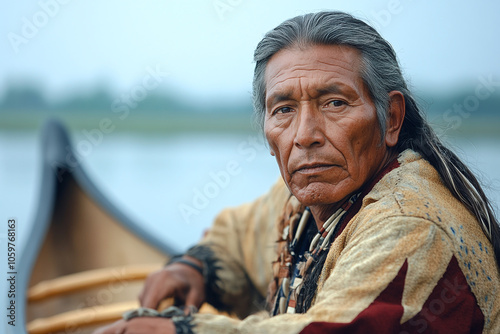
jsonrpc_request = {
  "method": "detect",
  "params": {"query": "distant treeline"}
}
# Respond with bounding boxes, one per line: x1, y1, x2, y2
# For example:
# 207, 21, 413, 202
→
1, 82, 499, 134
0, 83, 252, 115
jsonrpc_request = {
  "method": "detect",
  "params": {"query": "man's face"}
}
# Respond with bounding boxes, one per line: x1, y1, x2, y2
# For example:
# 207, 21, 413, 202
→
264, 44, 391, 215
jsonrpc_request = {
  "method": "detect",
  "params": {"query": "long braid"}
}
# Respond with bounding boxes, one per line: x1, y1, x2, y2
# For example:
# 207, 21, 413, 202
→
295, 251, 329, 313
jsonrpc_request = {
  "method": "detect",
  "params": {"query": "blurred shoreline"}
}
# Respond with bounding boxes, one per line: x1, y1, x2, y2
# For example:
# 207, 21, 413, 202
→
1, 112, 499, 138
1, 80, 499, 136
0, 112, 258, 134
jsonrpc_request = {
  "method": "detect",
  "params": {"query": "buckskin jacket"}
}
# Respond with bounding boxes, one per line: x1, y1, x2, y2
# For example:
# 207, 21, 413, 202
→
184, 149, 499, 333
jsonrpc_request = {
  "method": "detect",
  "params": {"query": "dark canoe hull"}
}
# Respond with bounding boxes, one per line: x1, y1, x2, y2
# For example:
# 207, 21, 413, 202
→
16, 120, 178, 334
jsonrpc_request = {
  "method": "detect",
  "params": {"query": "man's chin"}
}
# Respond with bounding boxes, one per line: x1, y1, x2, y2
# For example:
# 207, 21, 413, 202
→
290, 182, 349, 207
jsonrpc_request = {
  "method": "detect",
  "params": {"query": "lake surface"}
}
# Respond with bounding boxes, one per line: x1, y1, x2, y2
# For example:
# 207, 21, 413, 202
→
1, 130, 500, 254
0, 130, 281, 254
1, 129, 500, 330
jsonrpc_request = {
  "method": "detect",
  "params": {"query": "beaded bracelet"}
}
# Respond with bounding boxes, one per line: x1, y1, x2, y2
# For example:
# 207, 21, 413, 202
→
123, 305, 197, 320
123, 306, 197, 334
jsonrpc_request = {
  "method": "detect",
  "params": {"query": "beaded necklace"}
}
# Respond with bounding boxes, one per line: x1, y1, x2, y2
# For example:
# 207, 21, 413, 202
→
272, 193, 359, 315
270, 158, 401, 315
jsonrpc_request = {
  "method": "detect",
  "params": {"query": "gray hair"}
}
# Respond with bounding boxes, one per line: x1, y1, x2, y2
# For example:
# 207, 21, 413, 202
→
253, 11, 500, 269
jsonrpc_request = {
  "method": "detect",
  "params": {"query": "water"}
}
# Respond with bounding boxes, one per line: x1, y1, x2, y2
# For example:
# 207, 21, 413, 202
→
1, 131, 500, 254
0, 130, 281, 254
0, 129, 500, 331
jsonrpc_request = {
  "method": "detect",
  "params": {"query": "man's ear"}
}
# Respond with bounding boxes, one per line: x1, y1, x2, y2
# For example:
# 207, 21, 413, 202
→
385, 91, 406, 147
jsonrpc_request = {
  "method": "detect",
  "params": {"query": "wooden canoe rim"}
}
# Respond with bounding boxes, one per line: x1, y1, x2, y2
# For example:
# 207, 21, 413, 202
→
14, 119, 180, 334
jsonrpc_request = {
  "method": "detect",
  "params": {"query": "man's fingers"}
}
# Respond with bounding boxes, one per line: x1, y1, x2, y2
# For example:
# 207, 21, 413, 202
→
139, 270, 160, 306
139, 265, 204, 309
142, 281, 176, 309
138, 279, 154, 307
141, 288, 162, 309
185, 289, 203, 309
139, 270, 165, 308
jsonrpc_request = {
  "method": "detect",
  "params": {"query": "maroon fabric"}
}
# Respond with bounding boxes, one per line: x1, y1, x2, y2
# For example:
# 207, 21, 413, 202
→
300, 260, 407, 334
300, 257, 484, 334
399, 256, 484, 334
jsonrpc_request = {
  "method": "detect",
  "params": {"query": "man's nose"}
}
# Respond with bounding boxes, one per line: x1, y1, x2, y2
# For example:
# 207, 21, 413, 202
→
293, 104, 325, 149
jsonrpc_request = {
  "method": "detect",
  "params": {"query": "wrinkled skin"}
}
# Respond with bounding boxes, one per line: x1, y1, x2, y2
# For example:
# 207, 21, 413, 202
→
92, 317, 175, 334
264, 44, 405, 227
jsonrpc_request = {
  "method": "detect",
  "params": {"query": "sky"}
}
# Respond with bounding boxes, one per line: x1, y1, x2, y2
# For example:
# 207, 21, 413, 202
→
1, 0, 500, 103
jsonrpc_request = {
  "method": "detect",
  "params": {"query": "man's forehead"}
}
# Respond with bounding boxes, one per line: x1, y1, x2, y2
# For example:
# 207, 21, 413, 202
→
264, 44, 363, 87
264, 44, 364, 100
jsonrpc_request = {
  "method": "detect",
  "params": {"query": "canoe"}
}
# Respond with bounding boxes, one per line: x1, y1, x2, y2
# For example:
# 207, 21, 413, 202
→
15, 119, 180, 334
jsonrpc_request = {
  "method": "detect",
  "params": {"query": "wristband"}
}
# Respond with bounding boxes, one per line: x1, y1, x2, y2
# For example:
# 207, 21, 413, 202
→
123, 305, 197, 320
123, 305, 197, 334
168, 257, 203, 276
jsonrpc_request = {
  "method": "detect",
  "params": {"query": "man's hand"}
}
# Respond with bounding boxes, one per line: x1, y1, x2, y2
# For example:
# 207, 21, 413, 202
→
93, 318, 175, 334
139, 256, 206, 310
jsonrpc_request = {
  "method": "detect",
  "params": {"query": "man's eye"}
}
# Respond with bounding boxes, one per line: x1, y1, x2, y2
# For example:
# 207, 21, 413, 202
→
327, 100, 346, 107
274, 106, 293, 114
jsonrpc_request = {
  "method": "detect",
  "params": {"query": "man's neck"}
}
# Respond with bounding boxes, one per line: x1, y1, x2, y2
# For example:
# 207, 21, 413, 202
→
309, 199, 348, 230
308, 150, 399, 229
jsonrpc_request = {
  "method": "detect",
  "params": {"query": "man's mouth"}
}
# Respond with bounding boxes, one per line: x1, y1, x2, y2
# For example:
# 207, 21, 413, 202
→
293, 163, 337, 175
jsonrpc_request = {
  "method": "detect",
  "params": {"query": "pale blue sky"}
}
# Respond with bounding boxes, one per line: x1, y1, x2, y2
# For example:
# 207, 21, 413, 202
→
1, 0, 499, 102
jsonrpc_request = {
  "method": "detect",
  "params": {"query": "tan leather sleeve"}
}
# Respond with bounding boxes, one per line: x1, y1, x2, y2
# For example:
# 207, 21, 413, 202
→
197, 178, 290, 318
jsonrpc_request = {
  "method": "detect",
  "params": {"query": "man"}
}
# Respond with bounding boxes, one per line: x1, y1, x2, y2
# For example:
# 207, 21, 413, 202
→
95, 11, 500, 333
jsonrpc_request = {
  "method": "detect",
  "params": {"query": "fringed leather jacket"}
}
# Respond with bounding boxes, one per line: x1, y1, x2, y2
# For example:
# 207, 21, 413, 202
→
182, 150, 499, 333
